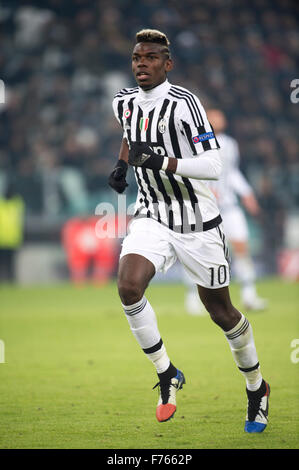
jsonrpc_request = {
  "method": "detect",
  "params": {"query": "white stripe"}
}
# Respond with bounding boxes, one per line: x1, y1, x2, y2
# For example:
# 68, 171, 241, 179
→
112, 83, 220, 232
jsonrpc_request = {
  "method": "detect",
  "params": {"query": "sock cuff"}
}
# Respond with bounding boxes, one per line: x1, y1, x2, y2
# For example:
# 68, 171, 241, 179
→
238, 362, 259, 372
122, 297, 147, 316
143, 338, 164, 354
225, 314, 250, 340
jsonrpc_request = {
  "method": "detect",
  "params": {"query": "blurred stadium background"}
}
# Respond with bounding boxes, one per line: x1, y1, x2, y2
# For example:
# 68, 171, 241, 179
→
0, 0, 298, 286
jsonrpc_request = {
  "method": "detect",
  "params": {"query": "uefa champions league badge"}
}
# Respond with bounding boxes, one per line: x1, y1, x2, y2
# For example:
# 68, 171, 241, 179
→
158, 117, 167, 134
192, 131, 215, 143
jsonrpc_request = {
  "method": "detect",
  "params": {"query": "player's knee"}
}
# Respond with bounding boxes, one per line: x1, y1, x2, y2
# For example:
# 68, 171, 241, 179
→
202, 297, 239, 330
117, 277, 144, 306
203, 297, 225, 318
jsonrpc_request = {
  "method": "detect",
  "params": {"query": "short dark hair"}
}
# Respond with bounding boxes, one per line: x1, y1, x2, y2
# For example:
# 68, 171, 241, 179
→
135, 29, 171, 58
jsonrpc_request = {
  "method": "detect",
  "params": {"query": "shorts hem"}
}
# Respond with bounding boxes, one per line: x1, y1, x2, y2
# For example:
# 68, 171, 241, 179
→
120, 249, 159, 273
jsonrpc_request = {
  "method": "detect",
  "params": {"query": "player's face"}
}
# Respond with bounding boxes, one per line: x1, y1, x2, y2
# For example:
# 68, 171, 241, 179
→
132, 42, 173, 91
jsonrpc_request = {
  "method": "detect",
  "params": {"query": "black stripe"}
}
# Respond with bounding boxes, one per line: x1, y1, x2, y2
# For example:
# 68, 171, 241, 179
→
181, 121, 197, 155
227, 323, 249, 340
134, 98, 171, 222
136, 106, 158, 220
146, 108, 161, 223
151, 169, 173, 227
168, 101, 181, 159
168, 91, 198, 128
117, 99, 124, 128
125, 96, 135, 141
216, 226, 231, 266
135, 106, 151, 218
168, 101, 202, 232
140, 171, 162, 221
135, 105, 142, 141
171, 85, 204, 125
209, 122, 220, 149
143, 338, 163, 354
226, 318, 249, 340
124, 299, 147, 316
155, 98, 175, 230
168, 101, 185, 232
114, 87, 138, 98
134, 168, 150, 214
203, 214, 222, 231
169, 88, 215, 153
147, 108, 154, 141
169, 88, 200, 127
238, 362, 260, 373
181, 177, 200, 232
126, 98, 151, 217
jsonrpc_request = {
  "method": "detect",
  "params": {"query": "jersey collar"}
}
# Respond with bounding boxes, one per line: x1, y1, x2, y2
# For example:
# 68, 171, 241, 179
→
137, 79, 171, 100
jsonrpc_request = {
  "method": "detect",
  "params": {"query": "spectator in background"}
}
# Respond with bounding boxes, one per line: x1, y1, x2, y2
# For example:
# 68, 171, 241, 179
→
258, 175, 286, 274
0, 0, 297, 275
61, 216, 120, 285
0, 180, 25, 282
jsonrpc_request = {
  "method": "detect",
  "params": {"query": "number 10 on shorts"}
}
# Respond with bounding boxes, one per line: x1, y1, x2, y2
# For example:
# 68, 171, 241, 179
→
209, 265, 227, 287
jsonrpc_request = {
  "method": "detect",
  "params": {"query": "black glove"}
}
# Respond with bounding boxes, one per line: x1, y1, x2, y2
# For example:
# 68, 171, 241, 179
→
108, 159, 128, 194
128, 142, 165, 170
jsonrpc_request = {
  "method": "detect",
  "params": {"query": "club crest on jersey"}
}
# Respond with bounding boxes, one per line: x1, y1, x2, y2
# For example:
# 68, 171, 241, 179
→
139, 117, 149, 132
192, 131, 215, 144
124, 109, 131, 119
158, 118, 167, 134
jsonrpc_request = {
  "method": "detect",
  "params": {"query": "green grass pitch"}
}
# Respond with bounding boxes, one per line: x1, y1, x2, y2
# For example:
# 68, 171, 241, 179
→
0, 278, 298, 449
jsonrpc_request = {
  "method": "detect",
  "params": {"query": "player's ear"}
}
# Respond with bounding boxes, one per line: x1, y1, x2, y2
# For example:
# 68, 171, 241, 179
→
165, 58, 173, 73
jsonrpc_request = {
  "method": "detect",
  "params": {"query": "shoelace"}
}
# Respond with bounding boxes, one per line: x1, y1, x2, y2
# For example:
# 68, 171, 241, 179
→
247, 394, 263, 421
247, 381, 267, 421
153, 381, 177, 404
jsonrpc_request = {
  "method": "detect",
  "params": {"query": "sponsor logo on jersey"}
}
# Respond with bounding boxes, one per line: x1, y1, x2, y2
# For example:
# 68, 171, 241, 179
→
192, 131, 215, 144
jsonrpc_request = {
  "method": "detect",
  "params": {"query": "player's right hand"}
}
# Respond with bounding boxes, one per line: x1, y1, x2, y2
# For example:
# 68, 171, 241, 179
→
108, 159, 129, 194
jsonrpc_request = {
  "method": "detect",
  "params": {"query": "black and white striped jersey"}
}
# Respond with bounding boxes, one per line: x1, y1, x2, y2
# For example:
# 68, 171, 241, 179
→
112, 80, 221, 234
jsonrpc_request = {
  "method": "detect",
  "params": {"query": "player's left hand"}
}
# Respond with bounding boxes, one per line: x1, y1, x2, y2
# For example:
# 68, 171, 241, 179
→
128, 142, 166, 171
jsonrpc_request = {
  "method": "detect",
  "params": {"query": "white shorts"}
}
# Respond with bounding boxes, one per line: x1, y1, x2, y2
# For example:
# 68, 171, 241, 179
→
120, 218, 230, 289
221, 206, 249, 242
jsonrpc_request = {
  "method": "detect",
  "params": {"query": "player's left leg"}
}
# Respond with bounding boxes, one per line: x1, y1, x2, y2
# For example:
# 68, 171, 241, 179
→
198, 285, 270, 433
173, 224, 270, 433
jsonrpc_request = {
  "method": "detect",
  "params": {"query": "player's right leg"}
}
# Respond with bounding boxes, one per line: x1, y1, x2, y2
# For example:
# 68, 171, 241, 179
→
117, 222, 185, 422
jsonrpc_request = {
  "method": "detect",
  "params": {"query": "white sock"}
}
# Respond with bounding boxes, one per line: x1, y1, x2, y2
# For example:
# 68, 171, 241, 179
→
224, 314, 263, 391
122, 297, 170, 373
